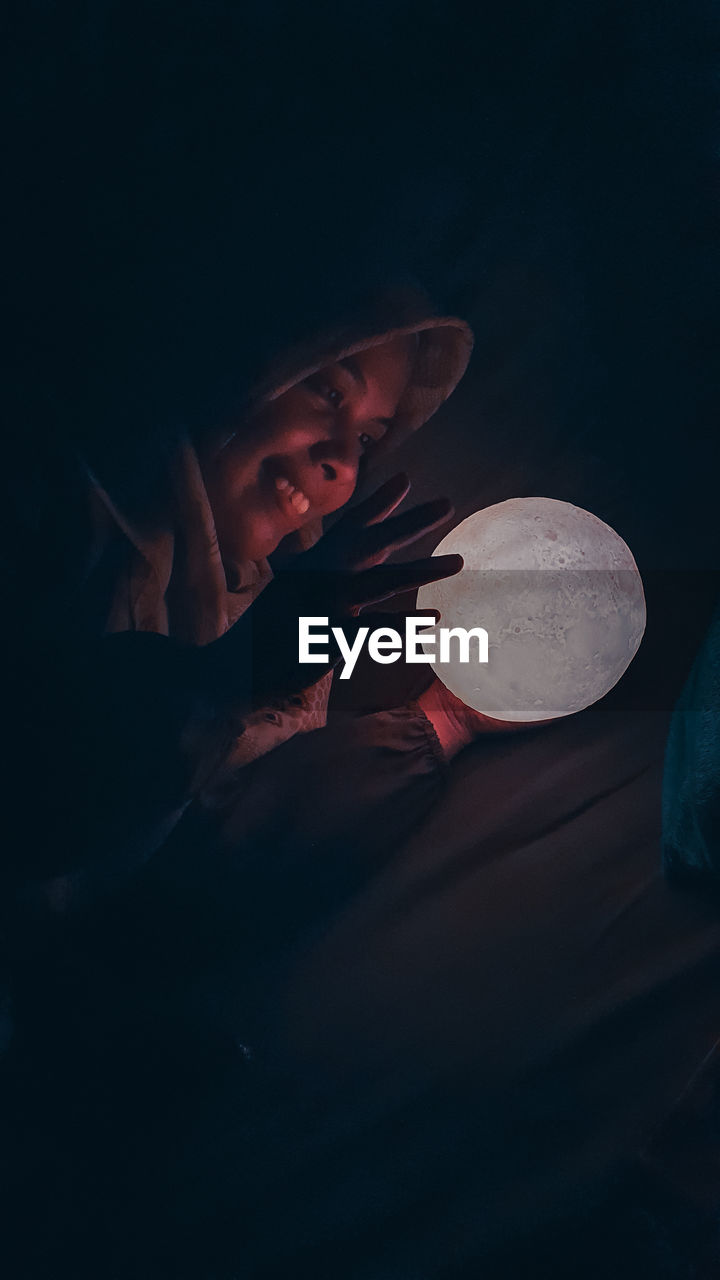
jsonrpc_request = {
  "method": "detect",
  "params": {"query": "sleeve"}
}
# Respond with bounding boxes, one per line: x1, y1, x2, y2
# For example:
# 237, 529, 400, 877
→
0, 439, 252, 904
4, 625, 247, 908
198, 670, 334, 810
210, 701, 448, 888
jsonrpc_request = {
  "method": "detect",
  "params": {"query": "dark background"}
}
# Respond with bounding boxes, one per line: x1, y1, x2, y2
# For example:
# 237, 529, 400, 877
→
4, 6, 720, 1276
5, 0, 719, 575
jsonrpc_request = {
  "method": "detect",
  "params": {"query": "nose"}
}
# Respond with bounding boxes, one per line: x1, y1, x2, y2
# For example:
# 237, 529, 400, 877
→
308, 427, 360, 488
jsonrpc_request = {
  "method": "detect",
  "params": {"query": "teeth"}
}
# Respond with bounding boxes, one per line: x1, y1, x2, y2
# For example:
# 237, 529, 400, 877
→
274, 474, 310, 514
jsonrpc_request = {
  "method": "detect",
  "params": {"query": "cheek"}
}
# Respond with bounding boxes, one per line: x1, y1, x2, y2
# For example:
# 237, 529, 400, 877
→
318, 475, 357, 518
209, 442, 259, 505
248, 397, 319, 453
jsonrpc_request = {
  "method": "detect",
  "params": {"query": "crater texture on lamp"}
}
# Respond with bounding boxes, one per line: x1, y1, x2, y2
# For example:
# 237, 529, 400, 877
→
417, 497, 646, 722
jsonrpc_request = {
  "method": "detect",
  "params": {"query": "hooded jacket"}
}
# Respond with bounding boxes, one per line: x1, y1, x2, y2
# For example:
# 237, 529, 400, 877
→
5, 284, 472, 904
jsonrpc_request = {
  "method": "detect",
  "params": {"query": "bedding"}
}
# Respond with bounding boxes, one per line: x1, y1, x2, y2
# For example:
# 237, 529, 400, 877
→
200, 701, 720, 1277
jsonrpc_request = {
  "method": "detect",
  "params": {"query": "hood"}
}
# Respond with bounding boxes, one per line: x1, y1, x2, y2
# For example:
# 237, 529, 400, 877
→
246, 281, 472, 454
239, 282, 473, 550
88, 283, 473, 642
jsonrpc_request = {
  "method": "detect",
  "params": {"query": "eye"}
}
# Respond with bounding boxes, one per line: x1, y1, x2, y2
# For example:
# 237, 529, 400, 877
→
358, 431, 374, 451
304, 374, 344, 409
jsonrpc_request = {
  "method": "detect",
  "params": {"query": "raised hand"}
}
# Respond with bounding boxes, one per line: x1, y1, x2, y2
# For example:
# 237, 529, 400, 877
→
205, 474, 463, 705
285, 472, 462, 611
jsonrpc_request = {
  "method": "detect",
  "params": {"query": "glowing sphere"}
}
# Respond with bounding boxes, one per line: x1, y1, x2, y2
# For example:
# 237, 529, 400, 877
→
417, 497, 646, 722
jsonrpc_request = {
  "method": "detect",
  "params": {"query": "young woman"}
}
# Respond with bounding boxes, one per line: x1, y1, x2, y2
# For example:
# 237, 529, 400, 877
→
2, 284, 514, 1275
4, 288, 481, 896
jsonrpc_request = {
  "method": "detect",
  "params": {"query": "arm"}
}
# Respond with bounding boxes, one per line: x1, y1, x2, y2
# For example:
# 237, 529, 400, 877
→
3, 463, 462, 901
5, 626, 243, 892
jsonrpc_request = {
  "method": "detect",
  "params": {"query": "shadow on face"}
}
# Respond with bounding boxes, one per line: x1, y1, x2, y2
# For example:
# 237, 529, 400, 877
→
200, 334, 417, 566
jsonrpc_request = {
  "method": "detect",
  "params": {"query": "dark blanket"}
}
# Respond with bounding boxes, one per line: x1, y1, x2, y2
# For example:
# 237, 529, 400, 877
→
225, 705, 720, 1278
6, 696, 719, 1280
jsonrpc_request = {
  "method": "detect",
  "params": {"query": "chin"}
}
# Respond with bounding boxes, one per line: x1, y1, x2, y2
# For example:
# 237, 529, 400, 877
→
217, 499, 317, 563
228, 536, 276, 564
221, 523, 285, 565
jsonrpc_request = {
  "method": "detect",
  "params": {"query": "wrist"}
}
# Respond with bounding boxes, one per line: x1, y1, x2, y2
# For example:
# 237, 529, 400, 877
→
416, 678, 474, 760
416, 677, 527, 759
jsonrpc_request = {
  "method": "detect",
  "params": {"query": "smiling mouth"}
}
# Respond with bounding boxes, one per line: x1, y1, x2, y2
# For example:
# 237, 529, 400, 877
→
271, 473, 311, 517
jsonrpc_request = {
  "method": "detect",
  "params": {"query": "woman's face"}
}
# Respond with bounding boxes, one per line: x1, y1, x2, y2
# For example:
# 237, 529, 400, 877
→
201, 335, 416, 564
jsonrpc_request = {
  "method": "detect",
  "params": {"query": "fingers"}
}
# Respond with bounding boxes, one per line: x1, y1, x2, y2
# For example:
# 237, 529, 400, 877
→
343, 472, 411, 527
353, 553, 464, 607
358, 498, 454, 565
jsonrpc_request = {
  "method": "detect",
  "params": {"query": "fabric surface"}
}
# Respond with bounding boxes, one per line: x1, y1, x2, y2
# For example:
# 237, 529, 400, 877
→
663, 599, 720, 885
0, 704, 449, 1278
188, 703, 720, 1279
13, 698, 717, 1279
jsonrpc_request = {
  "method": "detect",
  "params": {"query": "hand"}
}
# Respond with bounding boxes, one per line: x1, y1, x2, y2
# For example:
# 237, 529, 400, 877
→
417, 678, 554, 760
296, 472, 460, 599
206, 474, 463, 706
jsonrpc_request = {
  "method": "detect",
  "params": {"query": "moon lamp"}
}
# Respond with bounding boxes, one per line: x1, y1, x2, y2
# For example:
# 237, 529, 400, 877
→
417, 497, 646, 722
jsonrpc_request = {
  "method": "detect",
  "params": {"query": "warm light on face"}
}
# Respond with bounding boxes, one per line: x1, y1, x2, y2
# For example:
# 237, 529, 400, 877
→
200, 335, 416, 566
417, 497, 647, 721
